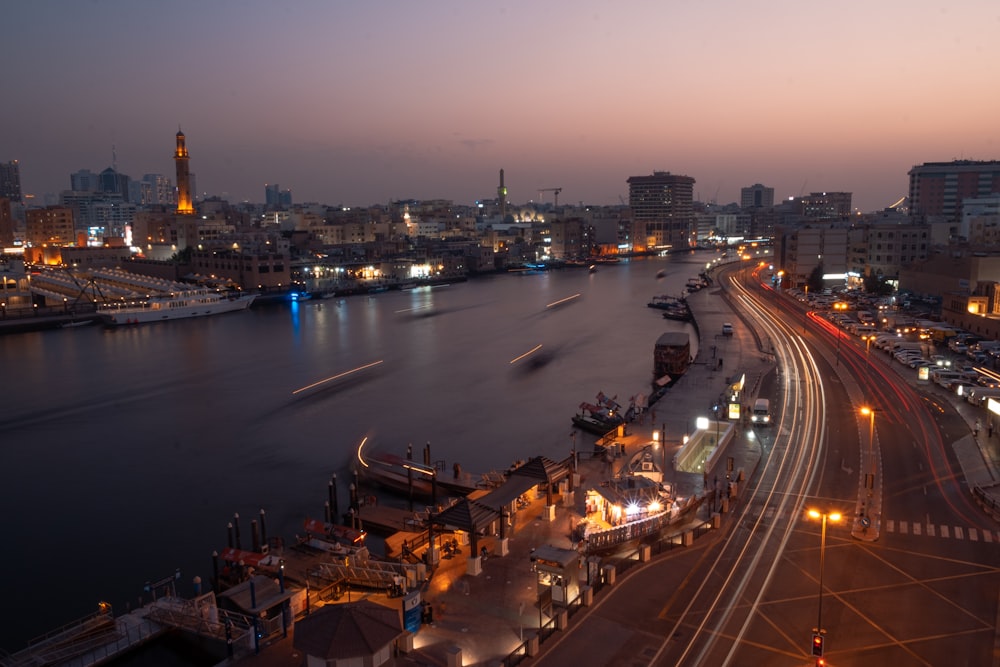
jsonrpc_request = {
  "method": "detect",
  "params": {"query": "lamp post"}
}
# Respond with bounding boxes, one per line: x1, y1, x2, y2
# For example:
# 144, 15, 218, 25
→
807, 509, 841, 661
860, 407, 877, 525
803, 285, 809, 333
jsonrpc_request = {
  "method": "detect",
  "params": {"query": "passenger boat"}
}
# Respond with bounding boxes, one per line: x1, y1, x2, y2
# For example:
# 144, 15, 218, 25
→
98, 289, 256, 325
577, 445, 705, 554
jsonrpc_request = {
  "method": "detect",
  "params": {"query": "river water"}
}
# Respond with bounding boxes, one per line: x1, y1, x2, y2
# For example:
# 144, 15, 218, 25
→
0, 251, 715, 650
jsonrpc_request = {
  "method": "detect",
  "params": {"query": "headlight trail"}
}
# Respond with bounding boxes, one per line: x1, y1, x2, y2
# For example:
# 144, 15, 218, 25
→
292, 360, 384, 394
510, 344, 543, 364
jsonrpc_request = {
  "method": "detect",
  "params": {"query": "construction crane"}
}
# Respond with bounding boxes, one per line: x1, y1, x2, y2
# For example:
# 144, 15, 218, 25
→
538, 188, 562, 207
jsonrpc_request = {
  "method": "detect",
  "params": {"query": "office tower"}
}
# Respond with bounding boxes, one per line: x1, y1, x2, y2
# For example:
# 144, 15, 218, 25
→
908, 160, 1000, 221
174, 129, 194, 215
70, 169, 100, 192
741, 183, 774, 209
627, 171, 696, 250
99, 167, 130, 199
0, 198, 13, 245
0, 161, 22, 202
265, 184, 292, 208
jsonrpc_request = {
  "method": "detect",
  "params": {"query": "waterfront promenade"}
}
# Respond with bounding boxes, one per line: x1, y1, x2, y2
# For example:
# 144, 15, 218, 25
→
229, 266, 776, 667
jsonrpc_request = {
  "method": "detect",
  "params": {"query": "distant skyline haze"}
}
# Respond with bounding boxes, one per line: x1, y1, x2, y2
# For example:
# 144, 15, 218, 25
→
6, 0, 999, 211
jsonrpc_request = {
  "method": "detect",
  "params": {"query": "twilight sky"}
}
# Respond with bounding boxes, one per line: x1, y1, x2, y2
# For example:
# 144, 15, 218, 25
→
6, 1, 1000, 212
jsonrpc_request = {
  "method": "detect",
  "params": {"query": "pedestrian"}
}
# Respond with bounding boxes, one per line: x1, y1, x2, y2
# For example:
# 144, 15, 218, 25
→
989, 421, 994, 438
975, 418, 981, 437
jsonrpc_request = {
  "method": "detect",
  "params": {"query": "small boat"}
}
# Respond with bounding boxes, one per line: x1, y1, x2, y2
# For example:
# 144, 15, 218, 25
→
588, 265, 597, 273
287, 290, 312, 302
355, 438, 493, 499
302, 518, 366, 546
661, 304, 693, 322
656, 269, 666, 279
572, 394, 625, 435
647, 294, 687, 310
98, 290, 256, 325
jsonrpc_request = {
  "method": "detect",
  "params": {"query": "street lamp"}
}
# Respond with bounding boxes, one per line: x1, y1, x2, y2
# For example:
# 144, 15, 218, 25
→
859, 407, 877, 525
807, 508, 842, 661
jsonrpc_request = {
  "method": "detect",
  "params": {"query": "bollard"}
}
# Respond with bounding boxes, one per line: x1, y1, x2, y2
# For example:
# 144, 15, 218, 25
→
581, 585, 594, 606
445, 645, 462, 667
602, 563, 616, 585
639, 544, 651, 562
526, 633, 540, 657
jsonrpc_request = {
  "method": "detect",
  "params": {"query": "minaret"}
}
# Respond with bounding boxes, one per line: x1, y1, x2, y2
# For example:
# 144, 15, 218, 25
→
497, 168, 507, 221
174, 128, 194, 215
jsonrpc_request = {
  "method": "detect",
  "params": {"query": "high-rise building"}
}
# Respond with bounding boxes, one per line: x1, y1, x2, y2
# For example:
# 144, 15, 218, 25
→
0, 161, 22, 202
98, 167, 130, 200
627, 171, 696, 250
70, 169, 100, 192
741, 183, 774, 209
0, 198, 13, 245
908, 160, 1000, 221
133, 174, 175, 206
174, 129, 194, 215
265, 183, 292, 208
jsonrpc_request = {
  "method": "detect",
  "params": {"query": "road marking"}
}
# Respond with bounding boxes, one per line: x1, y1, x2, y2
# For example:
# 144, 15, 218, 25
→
941, 525, 950, 538
886, 519, 895, 532
984, 531, 993, 543
912, 523, 922, 536
927, 524, 936, 537
969, 528, 978, 542
954, 526, 964, 540
900, 521, 908, 535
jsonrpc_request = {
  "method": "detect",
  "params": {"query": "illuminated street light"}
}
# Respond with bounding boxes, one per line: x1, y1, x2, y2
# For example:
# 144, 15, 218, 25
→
807, 509, 842, 661
858, 407, 878, 536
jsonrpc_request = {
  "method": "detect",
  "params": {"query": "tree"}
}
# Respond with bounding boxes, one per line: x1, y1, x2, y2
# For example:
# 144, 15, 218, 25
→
863, 271, 893, 296
807, 263, 824, 293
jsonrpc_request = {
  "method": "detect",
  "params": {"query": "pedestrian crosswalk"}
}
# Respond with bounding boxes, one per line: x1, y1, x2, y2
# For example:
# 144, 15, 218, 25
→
884, 519, 998, 543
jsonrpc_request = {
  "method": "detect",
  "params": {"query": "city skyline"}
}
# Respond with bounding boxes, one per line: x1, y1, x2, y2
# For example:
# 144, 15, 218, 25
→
6, 1, 999, 212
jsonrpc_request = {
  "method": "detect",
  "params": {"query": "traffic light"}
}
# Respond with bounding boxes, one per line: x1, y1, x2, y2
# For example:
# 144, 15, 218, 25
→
811, 632, 824, 656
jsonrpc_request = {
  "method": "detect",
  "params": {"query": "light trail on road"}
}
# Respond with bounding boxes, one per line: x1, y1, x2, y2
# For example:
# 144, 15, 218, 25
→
651, 268, 832, 666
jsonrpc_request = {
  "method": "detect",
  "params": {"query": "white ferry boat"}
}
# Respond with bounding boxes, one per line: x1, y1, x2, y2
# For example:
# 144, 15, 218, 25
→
98, 289, 256, 325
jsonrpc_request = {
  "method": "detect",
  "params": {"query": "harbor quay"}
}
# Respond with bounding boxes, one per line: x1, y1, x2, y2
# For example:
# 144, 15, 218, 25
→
226, 270, 774, 667
0, 264, 776, 667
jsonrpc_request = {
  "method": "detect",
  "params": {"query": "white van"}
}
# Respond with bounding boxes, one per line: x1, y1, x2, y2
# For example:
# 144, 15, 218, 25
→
751, 398, 771, 425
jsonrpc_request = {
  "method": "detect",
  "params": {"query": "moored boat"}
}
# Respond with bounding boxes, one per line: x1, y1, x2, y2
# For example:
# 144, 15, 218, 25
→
98, 289, 256, 325
577, 445, 704, 554
572, 393, 625, 435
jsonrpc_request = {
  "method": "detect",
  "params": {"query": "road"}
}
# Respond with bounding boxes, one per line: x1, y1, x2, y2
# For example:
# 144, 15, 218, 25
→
535, 263, 1000, 667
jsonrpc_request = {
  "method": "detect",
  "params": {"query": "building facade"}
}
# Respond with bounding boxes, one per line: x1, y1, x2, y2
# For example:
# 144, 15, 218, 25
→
26, 206, 75, 246
627, 171, 696, 251
0, 161, 23, 202
773, 222, 850, 288
740, 183, 774, 209
908, 160, 1000, 222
